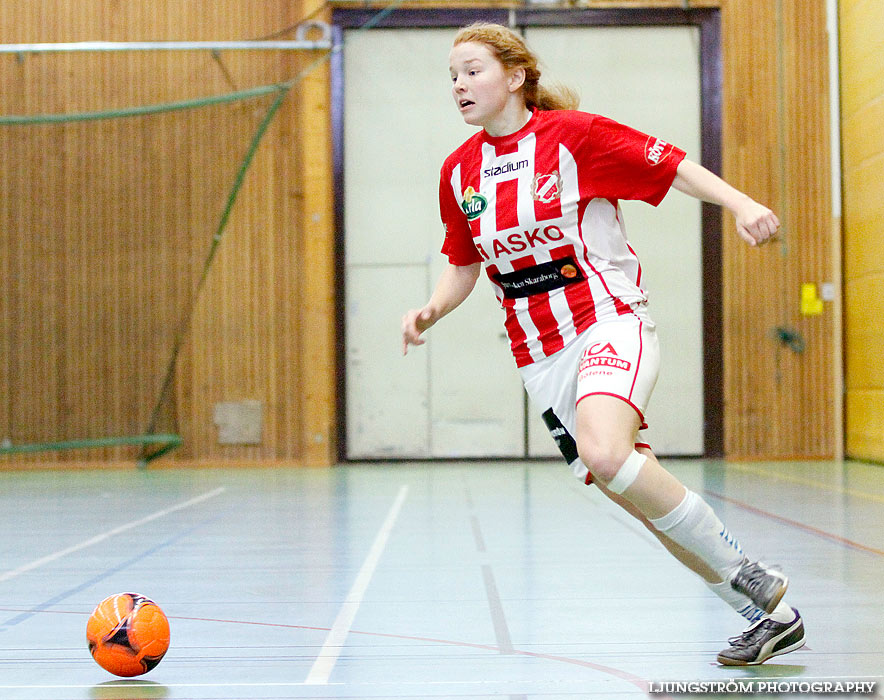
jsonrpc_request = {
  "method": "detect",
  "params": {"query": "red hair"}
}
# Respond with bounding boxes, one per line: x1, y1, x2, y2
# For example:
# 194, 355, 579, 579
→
453, 22, 579, 111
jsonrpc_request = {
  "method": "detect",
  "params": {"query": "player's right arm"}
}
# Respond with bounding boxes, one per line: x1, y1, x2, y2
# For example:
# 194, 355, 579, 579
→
401, 262, 481, 355
672, 159, 779, 247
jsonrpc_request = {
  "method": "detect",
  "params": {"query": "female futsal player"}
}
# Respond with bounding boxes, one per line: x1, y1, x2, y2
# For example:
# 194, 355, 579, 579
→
401, 23, 805, 666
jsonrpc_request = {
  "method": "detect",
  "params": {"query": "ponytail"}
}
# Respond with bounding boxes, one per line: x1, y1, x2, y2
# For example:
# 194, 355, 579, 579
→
528, 77, 580, 112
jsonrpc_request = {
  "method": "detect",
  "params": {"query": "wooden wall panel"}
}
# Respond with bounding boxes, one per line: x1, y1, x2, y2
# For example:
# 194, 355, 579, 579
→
292, 20, 338, 466
841, 0, 884, 462
719, 0, 835, 459
0, 0, 334, 466
0, 0, 838, 465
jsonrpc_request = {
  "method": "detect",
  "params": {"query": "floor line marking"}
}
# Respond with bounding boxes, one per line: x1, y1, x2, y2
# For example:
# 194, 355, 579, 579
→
304, 484, 409, 685
1, 512, 224, 630
0, 683, 342, 689
0, 607, 684, 699
703, 489, 884, 556
465, 479, 515, 656
725, 462, 884, 504
481, 563, 515, 654
0, 487, 226, 584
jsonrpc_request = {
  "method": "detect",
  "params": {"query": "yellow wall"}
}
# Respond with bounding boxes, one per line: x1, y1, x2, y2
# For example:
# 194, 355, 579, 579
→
841, 0, 884, 461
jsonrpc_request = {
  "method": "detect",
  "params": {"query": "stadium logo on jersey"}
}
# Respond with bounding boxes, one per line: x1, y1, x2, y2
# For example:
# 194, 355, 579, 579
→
645, 137, 670, 165
483, 158, 529, 179
461, 186, 488, 220
531, 171, 563, 203
579, 342, 631, 372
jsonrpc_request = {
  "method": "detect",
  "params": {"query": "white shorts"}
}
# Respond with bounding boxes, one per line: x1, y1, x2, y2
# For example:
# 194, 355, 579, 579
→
519, 306, 660, 484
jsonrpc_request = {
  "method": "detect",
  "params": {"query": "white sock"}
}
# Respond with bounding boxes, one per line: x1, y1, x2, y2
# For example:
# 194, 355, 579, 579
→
706, 580, 766, 623
650, 489, 745, 581
768, 599, 795, 624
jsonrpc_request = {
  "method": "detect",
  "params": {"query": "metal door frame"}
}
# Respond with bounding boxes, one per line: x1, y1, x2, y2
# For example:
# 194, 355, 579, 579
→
332, 7, 723, 460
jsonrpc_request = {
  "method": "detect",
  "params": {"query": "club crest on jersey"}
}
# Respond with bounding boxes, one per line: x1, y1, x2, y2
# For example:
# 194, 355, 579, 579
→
461, 186, 488, 220
531, 171, 563, 203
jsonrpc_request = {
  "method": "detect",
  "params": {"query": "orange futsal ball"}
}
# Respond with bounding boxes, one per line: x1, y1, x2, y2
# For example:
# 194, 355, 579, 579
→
86, 593, 170, 677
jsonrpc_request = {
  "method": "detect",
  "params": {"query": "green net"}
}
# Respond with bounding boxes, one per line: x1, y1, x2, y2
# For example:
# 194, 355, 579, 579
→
0, 3, 405, 467
0, 49, 297, 466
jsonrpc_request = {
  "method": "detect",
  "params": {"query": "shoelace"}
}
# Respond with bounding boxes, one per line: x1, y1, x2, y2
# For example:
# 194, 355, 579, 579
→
735, 562, 764, 590
727, 619, 775, 649
735, 562, 782, 595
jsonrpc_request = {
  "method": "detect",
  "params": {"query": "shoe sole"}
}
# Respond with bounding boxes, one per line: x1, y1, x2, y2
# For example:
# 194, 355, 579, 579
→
717, 618, 805, 666
763, 574, 788, 614
730, 565, 789, 615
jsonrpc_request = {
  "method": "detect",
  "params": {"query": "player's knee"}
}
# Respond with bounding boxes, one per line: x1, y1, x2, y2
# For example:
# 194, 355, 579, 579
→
576, 438, 632, 484
579, 441, 646, 494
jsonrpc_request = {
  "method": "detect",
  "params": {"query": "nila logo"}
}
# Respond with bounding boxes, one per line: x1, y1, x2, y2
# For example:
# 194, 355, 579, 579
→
461, 186, 488, 220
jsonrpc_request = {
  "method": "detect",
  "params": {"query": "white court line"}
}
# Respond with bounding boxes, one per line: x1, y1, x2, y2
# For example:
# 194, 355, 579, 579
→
304, 485, 409, 685
0, 487, 226, 584
0, 684, 342, 689
3, 676, 879, 690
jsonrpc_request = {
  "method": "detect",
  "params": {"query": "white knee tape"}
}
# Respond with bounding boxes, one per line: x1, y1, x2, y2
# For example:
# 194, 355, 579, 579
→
606, 450, 647, 494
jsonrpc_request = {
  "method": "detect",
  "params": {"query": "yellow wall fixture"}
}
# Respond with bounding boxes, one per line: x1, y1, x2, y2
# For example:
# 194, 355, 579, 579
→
800, 283, 824, 317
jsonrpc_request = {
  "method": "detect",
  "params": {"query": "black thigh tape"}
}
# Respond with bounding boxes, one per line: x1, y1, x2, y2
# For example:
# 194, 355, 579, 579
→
541, 408, 579, 464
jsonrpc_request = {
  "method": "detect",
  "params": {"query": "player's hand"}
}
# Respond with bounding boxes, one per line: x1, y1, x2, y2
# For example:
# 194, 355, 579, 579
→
734, 197, 780, 247
401, 307, 436, 355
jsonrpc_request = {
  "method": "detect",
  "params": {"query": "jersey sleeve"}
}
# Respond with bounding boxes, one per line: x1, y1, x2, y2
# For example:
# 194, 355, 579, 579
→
581, 115, 686, 206
439, 160, 483, 266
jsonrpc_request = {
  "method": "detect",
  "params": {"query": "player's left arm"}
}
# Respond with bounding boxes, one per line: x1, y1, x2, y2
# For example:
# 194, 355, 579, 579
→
671, 158, 780, 247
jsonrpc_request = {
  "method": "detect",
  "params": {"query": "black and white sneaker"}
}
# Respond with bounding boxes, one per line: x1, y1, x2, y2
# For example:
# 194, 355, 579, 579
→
717, 608, 805, 666
730, 558, 788, 614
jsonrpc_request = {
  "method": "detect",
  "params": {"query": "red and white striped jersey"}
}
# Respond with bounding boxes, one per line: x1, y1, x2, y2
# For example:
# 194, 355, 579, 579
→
439, 109, 685, 368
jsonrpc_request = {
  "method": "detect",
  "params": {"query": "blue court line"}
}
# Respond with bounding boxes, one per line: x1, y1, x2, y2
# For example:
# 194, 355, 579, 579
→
0, 511, 225, 631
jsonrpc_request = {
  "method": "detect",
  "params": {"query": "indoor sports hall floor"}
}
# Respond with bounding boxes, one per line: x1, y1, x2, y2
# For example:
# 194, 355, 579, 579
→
1, 459, 882, 700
